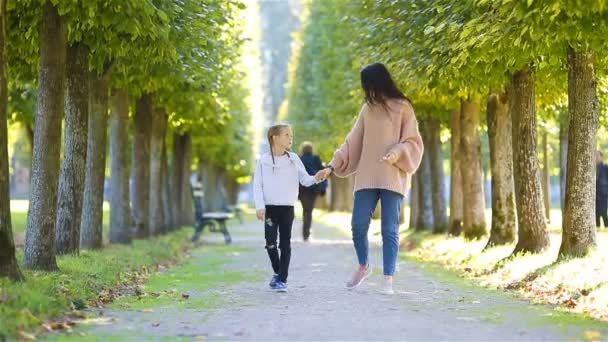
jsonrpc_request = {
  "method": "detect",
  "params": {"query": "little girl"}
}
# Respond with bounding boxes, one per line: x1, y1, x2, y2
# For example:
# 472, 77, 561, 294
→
253, 123, 323, 292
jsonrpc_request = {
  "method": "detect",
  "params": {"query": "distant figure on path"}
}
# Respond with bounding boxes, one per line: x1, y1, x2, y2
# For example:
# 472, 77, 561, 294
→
317, 63, 424, 295
596, 150, 608, 228
298, 142, 326, 241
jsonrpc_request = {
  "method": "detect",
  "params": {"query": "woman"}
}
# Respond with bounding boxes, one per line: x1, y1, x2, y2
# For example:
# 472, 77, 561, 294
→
318, 63, 423, 294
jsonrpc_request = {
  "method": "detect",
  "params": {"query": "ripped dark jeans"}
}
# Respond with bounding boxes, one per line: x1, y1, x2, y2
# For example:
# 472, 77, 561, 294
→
264, 205, 294, 283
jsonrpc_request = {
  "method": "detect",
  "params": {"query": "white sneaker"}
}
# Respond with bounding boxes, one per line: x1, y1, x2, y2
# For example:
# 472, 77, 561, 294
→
379, 277, 394, 295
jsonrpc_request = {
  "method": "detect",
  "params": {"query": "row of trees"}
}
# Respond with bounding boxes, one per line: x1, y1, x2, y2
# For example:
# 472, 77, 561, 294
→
287, 0, 608, 260
0, 0, 253, 281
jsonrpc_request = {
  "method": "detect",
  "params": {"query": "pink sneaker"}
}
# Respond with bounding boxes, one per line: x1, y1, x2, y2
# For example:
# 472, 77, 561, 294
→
346, 266, 372, 289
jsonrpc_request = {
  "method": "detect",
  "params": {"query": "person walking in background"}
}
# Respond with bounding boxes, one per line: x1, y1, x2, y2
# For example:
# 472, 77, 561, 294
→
299, 142, 327, 241
596, 150, 608, 228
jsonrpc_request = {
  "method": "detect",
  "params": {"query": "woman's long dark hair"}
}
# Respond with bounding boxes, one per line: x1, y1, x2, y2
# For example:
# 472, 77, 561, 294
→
360, 63, 410, 108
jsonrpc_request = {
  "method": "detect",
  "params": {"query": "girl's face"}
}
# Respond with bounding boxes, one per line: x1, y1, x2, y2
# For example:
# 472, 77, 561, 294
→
273, 127, 293, 151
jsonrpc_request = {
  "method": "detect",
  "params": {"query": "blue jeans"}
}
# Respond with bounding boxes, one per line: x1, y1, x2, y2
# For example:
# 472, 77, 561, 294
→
351, 189, 404, 276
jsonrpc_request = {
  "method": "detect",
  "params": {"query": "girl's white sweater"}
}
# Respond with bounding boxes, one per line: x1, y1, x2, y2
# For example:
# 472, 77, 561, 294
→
253, 152, 318, 210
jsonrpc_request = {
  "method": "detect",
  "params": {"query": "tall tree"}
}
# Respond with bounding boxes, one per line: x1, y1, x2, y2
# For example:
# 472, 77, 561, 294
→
428, 118, 448, 233
55, 43, 89, 255
460, 99, 487, 239
449, 109, 463, 236
485, 92, 516, 248
0, 0, 22, 280
80, 70, 109, 249
24, 1, 66, 270
559, 47, 599, 258
510, 68, 549, 253
132, 93, 152, 238
109, 88, 131, 244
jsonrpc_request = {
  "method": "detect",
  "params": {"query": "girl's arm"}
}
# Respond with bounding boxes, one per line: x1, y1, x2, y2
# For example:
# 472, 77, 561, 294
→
386, 102, 424, 174
253, 161, 265, 210
295, 155, 318, 187
328, 104, 366, 177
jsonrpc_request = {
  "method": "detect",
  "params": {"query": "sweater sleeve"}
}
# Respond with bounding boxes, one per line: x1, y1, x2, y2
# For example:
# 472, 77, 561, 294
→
387, 102, 424, 174
253, 160, 265, 210
329, 105, 366, 177
294, 155, 318, 187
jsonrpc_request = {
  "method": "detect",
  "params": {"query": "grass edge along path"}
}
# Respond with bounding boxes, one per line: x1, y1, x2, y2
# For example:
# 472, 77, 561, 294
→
314, 209, 608, 326
0, 228, 193, 341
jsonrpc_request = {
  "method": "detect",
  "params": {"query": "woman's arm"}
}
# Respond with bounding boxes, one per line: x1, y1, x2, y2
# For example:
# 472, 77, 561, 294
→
386, 103, 424, 174
328, 105, 366, 177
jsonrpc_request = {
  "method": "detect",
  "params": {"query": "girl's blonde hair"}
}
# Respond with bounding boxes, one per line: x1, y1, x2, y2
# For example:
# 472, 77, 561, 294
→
267, 123, 292, 166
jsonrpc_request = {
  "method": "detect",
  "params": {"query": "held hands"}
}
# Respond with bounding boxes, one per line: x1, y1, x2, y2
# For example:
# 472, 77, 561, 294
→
256, 209, 265, 221
315, 167, 332, 182
381, 151, 398, 165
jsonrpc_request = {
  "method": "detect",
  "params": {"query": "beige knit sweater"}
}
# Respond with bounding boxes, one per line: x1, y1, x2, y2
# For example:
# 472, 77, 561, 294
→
329, 99, 424, 196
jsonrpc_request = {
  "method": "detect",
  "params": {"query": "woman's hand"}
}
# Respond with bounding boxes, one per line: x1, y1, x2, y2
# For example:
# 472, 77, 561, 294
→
381, 151, 398, 165
256, 209, 265, 221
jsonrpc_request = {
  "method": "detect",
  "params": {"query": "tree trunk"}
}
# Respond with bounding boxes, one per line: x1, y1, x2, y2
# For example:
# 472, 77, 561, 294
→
149, 107, 167, 235
485, 92, 517, 248
170, 132, 184, 227
162, 135, 173, 232
0, 0, 23, 280
199, 161, 218, 212
329, 175, 352, 212
559, 110, 568, 211
409, 174, 419, 229
80, 72, 109, 249
449, 109, 463, 236
541, 130, 551, 221
225, 176, 240, 205
55, 43, 88, 255
510, 67, 549, 254
24, 1, 66, 270
179, 132, 194, 226
132, 93, 152, 238
460, 99, 487, 239
416, 119, 433, 231
109, 88, 131, 244
428, 118, 448, 233
559, 48, 598, 258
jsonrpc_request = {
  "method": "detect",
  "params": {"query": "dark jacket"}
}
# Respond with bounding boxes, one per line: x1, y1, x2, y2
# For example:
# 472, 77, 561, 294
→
299, 152, 326, 194
597, 163, 608, 197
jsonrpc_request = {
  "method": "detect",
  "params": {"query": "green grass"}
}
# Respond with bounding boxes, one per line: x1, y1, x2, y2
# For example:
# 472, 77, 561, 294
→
10, 200, 110, 245
46, 245, 260, 341
1, 223, 193, 340
111, 245, 258, 311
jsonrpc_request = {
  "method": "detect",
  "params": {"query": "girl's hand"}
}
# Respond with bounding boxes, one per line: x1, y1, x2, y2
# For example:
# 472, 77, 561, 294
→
256, 209, 265, 221
381, 151, 398, 165
316, 168, 332, 181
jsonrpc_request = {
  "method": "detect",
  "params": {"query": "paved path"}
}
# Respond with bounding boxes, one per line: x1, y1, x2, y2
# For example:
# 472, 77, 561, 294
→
59, 217, 608, 341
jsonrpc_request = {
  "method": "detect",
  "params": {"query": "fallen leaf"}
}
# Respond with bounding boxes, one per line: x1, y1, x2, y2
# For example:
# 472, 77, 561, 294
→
141, 308, 154, 313
17, 331, 36, 341
584, 330, 602, 341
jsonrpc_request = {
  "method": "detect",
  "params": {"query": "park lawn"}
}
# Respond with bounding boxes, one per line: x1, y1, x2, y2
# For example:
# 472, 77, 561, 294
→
314, 208, 608, 323
10, 200, 110, 247
1, 201, 192, 340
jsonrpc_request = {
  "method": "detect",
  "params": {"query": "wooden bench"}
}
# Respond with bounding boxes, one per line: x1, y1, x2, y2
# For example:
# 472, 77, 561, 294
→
190, 182, 233, 245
